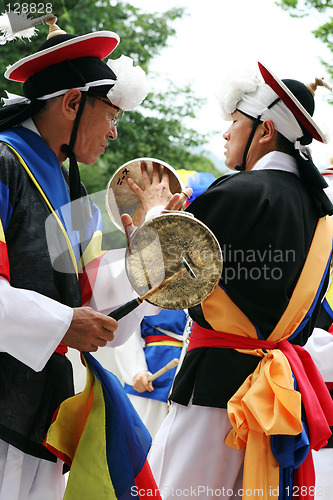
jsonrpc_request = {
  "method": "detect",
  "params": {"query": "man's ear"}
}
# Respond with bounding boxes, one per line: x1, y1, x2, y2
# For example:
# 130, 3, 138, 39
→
259, 119, 275, 144
62, 89, 82, 120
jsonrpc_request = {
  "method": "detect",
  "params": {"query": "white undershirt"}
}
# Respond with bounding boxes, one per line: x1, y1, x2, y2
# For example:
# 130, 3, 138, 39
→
21, 117, 39, 135
252, 150, 299, 176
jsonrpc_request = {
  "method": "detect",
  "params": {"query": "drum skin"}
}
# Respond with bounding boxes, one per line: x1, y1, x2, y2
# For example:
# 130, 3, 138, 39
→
125, 212, 223, 310
106, 158, 184, 231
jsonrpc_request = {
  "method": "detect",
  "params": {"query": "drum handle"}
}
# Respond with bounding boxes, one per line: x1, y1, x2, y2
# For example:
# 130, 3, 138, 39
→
109, 297, 143, 321
108, 268, 186, 320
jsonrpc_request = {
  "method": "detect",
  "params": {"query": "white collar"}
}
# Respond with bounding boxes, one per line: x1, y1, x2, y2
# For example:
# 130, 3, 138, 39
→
251, 151, 299, 177
21, 118, 41, 137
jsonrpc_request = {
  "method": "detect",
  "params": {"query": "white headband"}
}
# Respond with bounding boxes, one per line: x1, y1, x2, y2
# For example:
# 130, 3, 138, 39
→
1, 79, 116, 106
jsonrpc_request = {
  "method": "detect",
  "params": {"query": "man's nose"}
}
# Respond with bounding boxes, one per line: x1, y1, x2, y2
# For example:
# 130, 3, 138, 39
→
109, 123, 118, 140
223, 129, 230, 140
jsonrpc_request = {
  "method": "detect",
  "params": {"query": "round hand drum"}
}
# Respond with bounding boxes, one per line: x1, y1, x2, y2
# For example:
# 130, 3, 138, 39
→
105, 157, 185, 231
125, 211, 223, 310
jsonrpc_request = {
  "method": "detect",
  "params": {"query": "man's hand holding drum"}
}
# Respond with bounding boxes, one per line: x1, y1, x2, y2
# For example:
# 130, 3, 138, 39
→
122, 160, 193, 239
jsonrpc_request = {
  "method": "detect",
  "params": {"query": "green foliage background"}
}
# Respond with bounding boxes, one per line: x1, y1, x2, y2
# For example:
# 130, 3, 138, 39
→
275, 0, 333, 82
4, 1, 331, 246
0, 0, 222, 200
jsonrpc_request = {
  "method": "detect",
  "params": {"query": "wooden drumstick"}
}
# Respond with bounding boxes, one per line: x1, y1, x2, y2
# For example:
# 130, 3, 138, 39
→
108, 256, 196, 321
147, 358, 179, 382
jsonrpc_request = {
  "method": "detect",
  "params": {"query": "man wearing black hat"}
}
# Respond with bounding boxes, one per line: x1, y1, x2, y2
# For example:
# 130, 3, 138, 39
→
136, 63, 333, 498
0, 18, 190, 500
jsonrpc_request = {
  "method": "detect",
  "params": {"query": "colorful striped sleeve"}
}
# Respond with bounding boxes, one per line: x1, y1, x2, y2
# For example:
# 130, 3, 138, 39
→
78, 201, 105, 305
0, 181, 12, 281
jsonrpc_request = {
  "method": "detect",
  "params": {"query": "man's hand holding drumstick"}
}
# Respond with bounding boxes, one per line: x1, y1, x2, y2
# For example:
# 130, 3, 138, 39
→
133, 359, 179, 393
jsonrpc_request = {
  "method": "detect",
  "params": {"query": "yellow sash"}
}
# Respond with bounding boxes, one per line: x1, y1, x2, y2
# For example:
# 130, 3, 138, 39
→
202, 216, 333, 499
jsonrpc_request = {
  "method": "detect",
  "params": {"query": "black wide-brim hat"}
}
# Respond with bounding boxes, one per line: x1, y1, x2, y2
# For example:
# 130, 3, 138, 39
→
3, 29, 120, 105
5, 31, 120, 82
258, 61, 326, 143
0, 24, 122, 232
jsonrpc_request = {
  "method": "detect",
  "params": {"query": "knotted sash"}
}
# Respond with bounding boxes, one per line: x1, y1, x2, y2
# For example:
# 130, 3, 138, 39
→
187, 216, 333, 499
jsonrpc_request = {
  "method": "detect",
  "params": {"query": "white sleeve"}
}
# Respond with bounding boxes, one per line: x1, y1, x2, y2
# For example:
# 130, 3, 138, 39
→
84, 206, 165, 346
83, 248, 160, 347
303, 327, 333, 382
114, 326, 148, 385
0, 277, 73, 372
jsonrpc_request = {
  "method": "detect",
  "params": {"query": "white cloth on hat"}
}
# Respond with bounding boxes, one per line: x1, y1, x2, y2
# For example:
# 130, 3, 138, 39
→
216, 71, 304, 143
216, 68, 260, 119
237, 82, 304, 143
0, 12, 36, 45
1, 91, 29, 106
106, 55, 150, 111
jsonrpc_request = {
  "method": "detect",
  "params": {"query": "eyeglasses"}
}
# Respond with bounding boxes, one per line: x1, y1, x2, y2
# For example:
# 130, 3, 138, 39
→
95, 96, 124, 125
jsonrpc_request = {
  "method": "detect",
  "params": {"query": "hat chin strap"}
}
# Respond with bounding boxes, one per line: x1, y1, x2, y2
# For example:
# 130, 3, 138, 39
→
61, 92, 92, 232
235, 97, 281, 172
235, 116, 261, 172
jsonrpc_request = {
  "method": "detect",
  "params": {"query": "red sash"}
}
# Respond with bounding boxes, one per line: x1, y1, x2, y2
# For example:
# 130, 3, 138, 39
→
188, 321, 333, 493
145, 335, 182, 345
188, 322, 277, 351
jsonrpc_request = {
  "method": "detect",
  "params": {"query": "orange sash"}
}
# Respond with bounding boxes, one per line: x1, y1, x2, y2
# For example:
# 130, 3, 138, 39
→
192, 216, 333, 499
